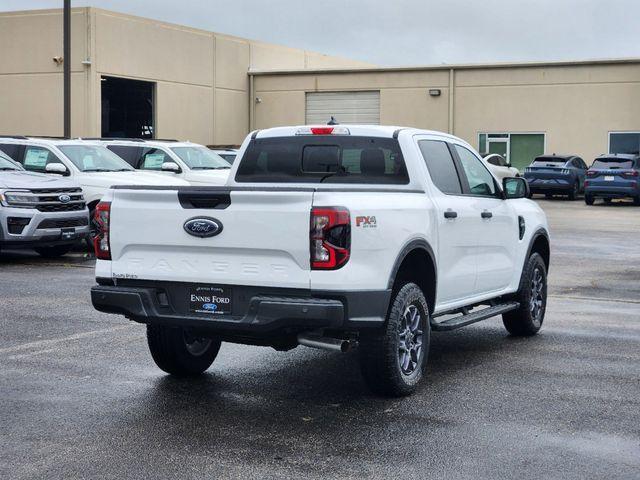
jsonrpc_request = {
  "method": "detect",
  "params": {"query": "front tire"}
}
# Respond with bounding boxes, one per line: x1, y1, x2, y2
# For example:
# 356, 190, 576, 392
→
359, 282, 431, 397
147, 325, 221, 376
503, 253, 547, 336
34, 245, 73, 258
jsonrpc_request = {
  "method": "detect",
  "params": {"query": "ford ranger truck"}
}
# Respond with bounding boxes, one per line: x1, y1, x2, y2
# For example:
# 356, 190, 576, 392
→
91, 125, 550, 397
0, 152, 89, 257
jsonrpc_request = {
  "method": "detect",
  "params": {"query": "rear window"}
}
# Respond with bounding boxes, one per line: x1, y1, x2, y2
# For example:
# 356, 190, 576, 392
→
532, 157, 566, 165
235, 136, 408, 184
592, 158, 635, 169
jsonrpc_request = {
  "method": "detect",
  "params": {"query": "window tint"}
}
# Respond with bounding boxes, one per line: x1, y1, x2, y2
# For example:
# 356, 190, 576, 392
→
107, 145, 143, 167
454, 145, 497, 197
592, 158, 635, 169
22, 146, 64, 172
418, 140, 462, 195
235, 136, 408, 184
0, 143, 23, 162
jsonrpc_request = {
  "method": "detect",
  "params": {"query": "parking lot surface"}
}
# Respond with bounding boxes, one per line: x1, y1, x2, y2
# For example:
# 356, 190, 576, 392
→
1, 200, 639, 479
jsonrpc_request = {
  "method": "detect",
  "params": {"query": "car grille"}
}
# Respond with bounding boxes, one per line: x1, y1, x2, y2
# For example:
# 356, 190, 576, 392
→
37, 217, 89, 229
5, 188, 86, 212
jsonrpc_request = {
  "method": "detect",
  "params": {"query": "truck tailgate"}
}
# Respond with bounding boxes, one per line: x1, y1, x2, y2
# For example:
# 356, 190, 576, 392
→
108, 187, 314, 288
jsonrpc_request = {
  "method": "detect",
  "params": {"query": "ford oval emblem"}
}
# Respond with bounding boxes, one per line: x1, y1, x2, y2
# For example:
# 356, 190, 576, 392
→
58, 194, 71, 203
202, 303, 218, 311
183, 217, 223, 238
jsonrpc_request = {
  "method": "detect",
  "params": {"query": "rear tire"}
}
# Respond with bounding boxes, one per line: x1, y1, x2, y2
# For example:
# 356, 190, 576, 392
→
567, 181, 579, 200
544, 193, 553, 199
604, 198, 612, 204
585, 194, 594, 205
633, 196, 640, 206
359, 282, 431, 397
503, 253, 547, 336
34, 245, 73, 258
147, 325, 221, 376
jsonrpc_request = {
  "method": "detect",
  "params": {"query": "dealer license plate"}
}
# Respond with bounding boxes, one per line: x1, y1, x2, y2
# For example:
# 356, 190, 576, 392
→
189, 285, 232, 315
60, 228, 76, 240
604, 176, 615, 181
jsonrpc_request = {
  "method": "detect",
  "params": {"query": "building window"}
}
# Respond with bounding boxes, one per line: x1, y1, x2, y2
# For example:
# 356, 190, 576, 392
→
478, 133, 545, 172
609, 132, 640, 155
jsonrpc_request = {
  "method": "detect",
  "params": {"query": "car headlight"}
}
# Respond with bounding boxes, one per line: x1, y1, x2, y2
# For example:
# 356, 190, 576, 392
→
0, 191, 36, 207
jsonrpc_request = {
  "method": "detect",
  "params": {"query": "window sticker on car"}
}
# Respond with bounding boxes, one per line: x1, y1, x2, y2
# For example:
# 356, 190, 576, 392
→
24, 148, 49, 168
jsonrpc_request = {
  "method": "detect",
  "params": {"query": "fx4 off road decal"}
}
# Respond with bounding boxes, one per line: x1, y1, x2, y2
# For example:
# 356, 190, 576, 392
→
355, 216, 377, 228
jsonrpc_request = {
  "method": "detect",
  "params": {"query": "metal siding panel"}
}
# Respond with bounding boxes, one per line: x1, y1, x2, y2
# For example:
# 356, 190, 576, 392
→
305, 91, 380, 125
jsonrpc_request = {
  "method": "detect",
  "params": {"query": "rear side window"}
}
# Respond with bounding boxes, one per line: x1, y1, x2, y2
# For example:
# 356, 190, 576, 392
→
235, 136, 408, 184
418, 140, 462, 195
0, 143, 23, 162
107, 145, 143, 167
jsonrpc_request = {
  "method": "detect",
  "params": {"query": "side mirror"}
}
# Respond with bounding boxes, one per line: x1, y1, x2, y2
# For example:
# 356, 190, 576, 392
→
161, 161, 181, 173
45, 163, 69, 176
503, 177, 529, 199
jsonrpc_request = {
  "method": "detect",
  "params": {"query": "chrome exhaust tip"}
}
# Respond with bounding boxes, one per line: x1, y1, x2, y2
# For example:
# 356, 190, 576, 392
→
297, 333, 355, 353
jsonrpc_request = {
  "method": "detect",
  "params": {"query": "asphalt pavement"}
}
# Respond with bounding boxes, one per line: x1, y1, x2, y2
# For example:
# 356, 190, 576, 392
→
1, 199, 639, 479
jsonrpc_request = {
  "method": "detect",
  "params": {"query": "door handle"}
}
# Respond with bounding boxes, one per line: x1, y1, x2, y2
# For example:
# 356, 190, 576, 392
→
481, 211, 493, 219
444, 210, 458, 219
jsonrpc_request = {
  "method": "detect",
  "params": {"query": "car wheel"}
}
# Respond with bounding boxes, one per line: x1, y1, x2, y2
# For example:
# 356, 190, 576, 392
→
34, 245, 73, 258
604, 198, 612, 204
568, 181, 579, 200
147, 325, 221, 376
545, 193, 553, 199
585, 194, 594, 205
503, 253, 547, 336
359, 282, 431, 397
634, 196, 640, 206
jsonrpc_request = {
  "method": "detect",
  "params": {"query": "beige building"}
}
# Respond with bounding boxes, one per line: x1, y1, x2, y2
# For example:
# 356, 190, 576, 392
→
251, 60, 640, 168
1, 8, 639, 168
0, 7, 370, 146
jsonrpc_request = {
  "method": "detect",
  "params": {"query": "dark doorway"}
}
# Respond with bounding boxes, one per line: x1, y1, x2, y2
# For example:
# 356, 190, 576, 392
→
101, 76, 154, 138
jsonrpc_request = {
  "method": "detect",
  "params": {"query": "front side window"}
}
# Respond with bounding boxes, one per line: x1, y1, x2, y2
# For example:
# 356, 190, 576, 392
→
140, 148, 170, 170
58, 145, 134, 172
22, 146, 64, 172
418, 140, 462, 195
171, 147, 230, 170
454, 145, 497, 197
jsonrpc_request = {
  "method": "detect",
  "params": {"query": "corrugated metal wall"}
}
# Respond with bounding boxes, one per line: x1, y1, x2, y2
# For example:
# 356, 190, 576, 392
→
305, 91, 380, 125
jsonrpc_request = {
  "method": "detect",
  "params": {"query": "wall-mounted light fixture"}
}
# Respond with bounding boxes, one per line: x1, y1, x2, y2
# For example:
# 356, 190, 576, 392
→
428, 89, 441, 97
255, 97, 262, 104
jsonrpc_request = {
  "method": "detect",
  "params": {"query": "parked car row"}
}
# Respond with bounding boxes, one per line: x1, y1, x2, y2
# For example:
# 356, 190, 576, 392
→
492, 152, 640, 205
0, 136, 234, 257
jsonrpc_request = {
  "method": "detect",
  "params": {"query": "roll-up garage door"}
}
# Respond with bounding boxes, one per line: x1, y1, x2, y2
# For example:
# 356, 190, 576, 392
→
305, 91, 380, 125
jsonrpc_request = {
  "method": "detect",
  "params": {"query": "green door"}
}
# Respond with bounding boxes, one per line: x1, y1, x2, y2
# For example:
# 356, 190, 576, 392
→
510, 134, 545, 172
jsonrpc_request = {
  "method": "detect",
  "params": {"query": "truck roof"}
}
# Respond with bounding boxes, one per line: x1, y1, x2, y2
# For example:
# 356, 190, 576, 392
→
253, 125, 461, 141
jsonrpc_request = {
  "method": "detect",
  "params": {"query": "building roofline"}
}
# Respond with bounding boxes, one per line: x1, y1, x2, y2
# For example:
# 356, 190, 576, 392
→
249, 57, 640, 76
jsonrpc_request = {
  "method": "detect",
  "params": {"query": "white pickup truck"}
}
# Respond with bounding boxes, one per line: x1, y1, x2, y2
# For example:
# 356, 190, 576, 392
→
91, 125, 550, 396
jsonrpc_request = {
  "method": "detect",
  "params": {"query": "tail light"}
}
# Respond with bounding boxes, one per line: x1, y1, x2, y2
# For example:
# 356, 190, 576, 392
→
587, 170, 597, 177
561, 169, 571, 175
310, 207, 350, 270
584, 180, 590, 187
524, 167, 532, 174
93, 201, 111, 260
622, 170, 639, 178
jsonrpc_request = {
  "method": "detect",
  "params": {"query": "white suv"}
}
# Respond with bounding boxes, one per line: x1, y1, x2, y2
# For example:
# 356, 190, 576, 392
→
91, 125, 550, 397
0, 137, 190, 212
97, 139, 230, 185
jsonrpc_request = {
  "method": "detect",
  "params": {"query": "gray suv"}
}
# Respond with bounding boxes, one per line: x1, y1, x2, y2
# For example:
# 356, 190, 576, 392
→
0, 151, 89, 257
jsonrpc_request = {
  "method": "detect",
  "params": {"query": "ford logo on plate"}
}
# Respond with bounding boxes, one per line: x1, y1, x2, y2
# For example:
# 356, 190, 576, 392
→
202, 303, 218, 311
183, 217, 223, 238
58, 194, 71, 203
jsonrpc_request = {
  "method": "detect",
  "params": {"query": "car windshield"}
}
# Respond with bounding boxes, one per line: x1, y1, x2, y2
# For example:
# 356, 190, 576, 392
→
170, 146, 231, 170
591, 158, 634, 169
58, 145, 134, 172
0, 154, 22, 170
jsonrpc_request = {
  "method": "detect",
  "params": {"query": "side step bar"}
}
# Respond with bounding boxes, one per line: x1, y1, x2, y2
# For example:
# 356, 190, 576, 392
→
430, 302, 520, 332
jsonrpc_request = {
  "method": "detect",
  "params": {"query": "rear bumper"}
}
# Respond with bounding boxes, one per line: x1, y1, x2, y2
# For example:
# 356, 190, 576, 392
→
585, 186, 639, 198
526, 178, 573, 192
91, 280, 390, 336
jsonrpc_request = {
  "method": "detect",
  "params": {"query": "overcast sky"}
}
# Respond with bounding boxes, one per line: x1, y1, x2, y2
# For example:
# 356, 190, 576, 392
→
1, 0, 638, 66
